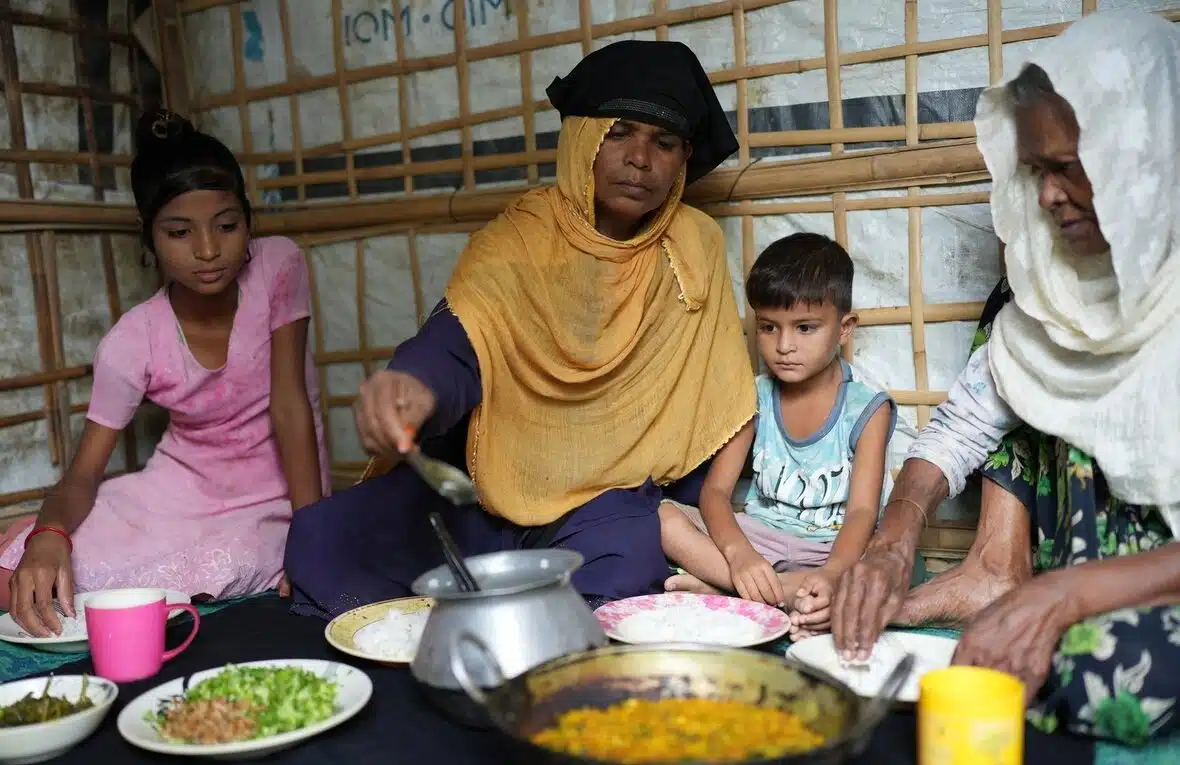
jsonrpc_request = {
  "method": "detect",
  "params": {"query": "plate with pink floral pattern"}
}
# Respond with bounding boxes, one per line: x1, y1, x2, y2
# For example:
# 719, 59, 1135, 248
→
593, 593, 791, 648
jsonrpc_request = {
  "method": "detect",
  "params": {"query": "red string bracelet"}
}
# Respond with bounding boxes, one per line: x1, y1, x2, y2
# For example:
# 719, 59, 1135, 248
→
24, 526, 71, 552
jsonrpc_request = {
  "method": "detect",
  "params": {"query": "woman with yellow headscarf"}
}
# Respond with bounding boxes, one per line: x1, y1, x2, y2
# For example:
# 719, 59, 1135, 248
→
284, 41, 756, 619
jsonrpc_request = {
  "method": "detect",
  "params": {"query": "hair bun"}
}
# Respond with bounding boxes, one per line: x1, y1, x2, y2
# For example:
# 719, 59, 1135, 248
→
134, 108, 196, 153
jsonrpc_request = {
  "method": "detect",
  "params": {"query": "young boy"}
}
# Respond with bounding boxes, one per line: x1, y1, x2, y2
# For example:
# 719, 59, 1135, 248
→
660, 232, 895, 637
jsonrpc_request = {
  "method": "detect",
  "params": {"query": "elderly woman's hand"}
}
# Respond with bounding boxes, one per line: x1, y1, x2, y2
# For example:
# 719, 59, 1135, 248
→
832, 540, 914, 660
951, 571, 1083, 703
354, 370, 437, 455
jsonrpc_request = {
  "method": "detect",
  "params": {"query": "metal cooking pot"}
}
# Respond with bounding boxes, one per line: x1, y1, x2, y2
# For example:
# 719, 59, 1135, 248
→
450, 640, 900, 764
410, 549, 608, 727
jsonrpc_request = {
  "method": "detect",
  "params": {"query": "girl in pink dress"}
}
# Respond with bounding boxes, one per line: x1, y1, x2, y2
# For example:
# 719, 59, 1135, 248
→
2, 110, 329, 636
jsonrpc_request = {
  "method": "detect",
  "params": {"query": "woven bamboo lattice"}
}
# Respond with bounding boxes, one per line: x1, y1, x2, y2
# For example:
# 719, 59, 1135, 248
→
2, 1, 1176, 555
0, 0, 167, 523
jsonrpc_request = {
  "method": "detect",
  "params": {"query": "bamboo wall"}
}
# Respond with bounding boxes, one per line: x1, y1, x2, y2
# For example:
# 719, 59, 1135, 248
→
2, 1, 1176, 558
0, 1, 165, 525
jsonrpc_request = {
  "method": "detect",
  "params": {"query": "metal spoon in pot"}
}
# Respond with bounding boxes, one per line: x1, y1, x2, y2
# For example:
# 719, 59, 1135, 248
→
428, 512, 480, 593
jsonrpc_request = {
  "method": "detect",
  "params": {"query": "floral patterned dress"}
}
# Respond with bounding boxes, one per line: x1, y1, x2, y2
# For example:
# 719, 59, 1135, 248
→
974, 279, 1178, 746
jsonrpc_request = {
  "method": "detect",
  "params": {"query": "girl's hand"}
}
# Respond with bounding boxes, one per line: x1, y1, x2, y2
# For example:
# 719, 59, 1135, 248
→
951, 572, 1082, 703
9, 531, 76, 637
353, 370, 437, 455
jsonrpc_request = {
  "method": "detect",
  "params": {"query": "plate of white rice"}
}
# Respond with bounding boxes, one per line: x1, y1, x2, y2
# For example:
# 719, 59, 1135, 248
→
324, 597, 434, 665
594, 592, 791, 648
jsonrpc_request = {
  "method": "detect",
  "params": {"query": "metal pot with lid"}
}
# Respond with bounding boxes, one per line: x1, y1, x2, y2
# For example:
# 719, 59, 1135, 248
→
410, 549, 608, 727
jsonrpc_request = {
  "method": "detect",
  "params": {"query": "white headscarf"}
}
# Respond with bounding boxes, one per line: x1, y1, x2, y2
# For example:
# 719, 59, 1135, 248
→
981, 11, 1180, 508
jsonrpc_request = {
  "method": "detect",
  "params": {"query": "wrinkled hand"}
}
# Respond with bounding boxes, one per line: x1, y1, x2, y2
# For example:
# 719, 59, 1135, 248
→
9, 531, 75, 637
832, 542, 914, 660
727, 547, 786, 607
278, 571, 291, 598
788, 569, 838, 639
952, 573, 1081, 704
354, 370, 437, 456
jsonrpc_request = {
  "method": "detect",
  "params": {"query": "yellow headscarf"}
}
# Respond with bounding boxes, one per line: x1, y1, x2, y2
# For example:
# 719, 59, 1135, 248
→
446, 116, 756, 526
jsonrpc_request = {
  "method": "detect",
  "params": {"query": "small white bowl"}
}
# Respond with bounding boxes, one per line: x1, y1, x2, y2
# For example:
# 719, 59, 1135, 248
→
0, 675, 118, 764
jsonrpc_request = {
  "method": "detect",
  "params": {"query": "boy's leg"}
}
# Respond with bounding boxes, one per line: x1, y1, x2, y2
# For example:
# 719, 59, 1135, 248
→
658, 502, 735, 594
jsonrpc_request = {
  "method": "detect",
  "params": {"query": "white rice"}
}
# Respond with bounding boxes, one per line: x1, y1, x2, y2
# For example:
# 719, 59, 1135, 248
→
19, 614, 86, 639
54, 616, 86, 637
353, 607, 432, 660
615, 606, 764, 646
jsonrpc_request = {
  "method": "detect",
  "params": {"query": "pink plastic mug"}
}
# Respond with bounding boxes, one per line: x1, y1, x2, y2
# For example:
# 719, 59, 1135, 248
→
84, 588, 200, 683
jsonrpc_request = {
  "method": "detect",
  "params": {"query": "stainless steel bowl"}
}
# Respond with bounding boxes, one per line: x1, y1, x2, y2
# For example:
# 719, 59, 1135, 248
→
451, 640, 893, 764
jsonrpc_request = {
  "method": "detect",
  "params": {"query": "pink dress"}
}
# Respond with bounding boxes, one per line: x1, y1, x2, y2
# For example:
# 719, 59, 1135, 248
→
0, 236, 331, 598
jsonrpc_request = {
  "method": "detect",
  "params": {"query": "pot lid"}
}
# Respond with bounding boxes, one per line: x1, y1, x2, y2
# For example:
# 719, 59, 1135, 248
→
411, 549, 584, 599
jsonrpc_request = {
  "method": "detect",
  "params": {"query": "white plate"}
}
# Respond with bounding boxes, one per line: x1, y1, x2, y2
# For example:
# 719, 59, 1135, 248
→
594, 593, 792, 648
0, 675, 118, 765
117, 659, 372, 760
787, 631, 958, 703
0, 590, 193, 654
324, 596, 434, 666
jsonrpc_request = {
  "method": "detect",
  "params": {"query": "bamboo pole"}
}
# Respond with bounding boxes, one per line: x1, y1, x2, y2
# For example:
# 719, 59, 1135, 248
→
732, 0, 759, 365
389, 0, 414, 193
151, 0, 192, 113
987, 0, 1003, 84
228, 7, 258, 201
355, 240, 371, 378
822, 0, 852, 363
904, 0, 931, 429
386, 0, 423, 324
517, 0, 537, 185
6, 8, 140, 45
249, 141, 988, 236
407, 230, 426, 326
0, 141, 990, 231
330, 0, 358, 199
277, 0, 305, 203
452, 0, 474, 190
40, 231, 73, 465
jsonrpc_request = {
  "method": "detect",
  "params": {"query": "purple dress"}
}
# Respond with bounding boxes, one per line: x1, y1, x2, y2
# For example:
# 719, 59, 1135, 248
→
284, 301, 709, 619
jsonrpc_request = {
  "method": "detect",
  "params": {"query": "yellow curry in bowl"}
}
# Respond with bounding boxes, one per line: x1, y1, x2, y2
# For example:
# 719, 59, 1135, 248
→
530, 697, 827, 764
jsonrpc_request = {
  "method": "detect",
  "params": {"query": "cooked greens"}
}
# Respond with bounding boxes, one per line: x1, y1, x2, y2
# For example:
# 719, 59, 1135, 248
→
0, 676, 95, 727
148, 665, 338, 744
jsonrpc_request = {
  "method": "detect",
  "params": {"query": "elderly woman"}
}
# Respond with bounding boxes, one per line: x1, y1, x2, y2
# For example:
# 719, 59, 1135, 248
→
829, 10, 1180, 745
283, 40, 755, 618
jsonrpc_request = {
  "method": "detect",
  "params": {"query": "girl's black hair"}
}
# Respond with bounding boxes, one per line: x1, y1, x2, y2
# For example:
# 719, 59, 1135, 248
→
130, 108, 252, 254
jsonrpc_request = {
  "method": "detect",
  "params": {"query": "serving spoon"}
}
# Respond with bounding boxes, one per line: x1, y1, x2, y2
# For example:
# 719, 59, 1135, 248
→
401, 425, 479, 507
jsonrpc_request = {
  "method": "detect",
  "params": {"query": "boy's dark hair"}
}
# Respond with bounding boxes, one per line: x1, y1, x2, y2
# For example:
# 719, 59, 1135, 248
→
745, 232, 854, 314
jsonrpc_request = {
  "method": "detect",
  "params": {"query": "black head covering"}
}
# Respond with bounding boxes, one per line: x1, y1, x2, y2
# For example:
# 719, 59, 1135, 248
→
545, 40, 738, 184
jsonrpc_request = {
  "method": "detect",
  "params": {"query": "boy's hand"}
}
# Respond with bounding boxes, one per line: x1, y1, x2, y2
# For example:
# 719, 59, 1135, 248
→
787, 569, 839, 639
727, 547, 786, 607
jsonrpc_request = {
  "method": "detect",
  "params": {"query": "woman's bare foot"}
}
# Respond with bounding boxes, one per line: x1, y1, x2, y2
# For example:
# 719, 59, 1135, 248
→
897, 561, 1025, 626
664, 573, 723, 595
898, 477, 1033, 626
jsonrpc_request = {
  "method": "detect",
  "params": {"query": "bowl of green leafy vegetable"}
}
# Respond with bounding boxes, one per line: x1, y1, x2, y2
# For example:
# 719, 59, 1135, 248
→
0, 674, 118, 764
117, 659, 372, 758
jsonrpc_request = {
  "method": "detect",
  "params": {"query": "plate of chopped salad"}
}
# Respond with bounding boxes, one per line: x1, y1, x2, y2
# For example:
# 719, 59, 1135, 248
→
116, 659, 372, 758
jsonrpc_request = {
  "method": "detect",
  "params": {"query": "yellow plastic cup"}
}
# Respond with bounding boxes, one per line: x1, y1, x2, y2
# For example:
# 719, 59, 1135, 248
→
918, 666, 1025, 765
